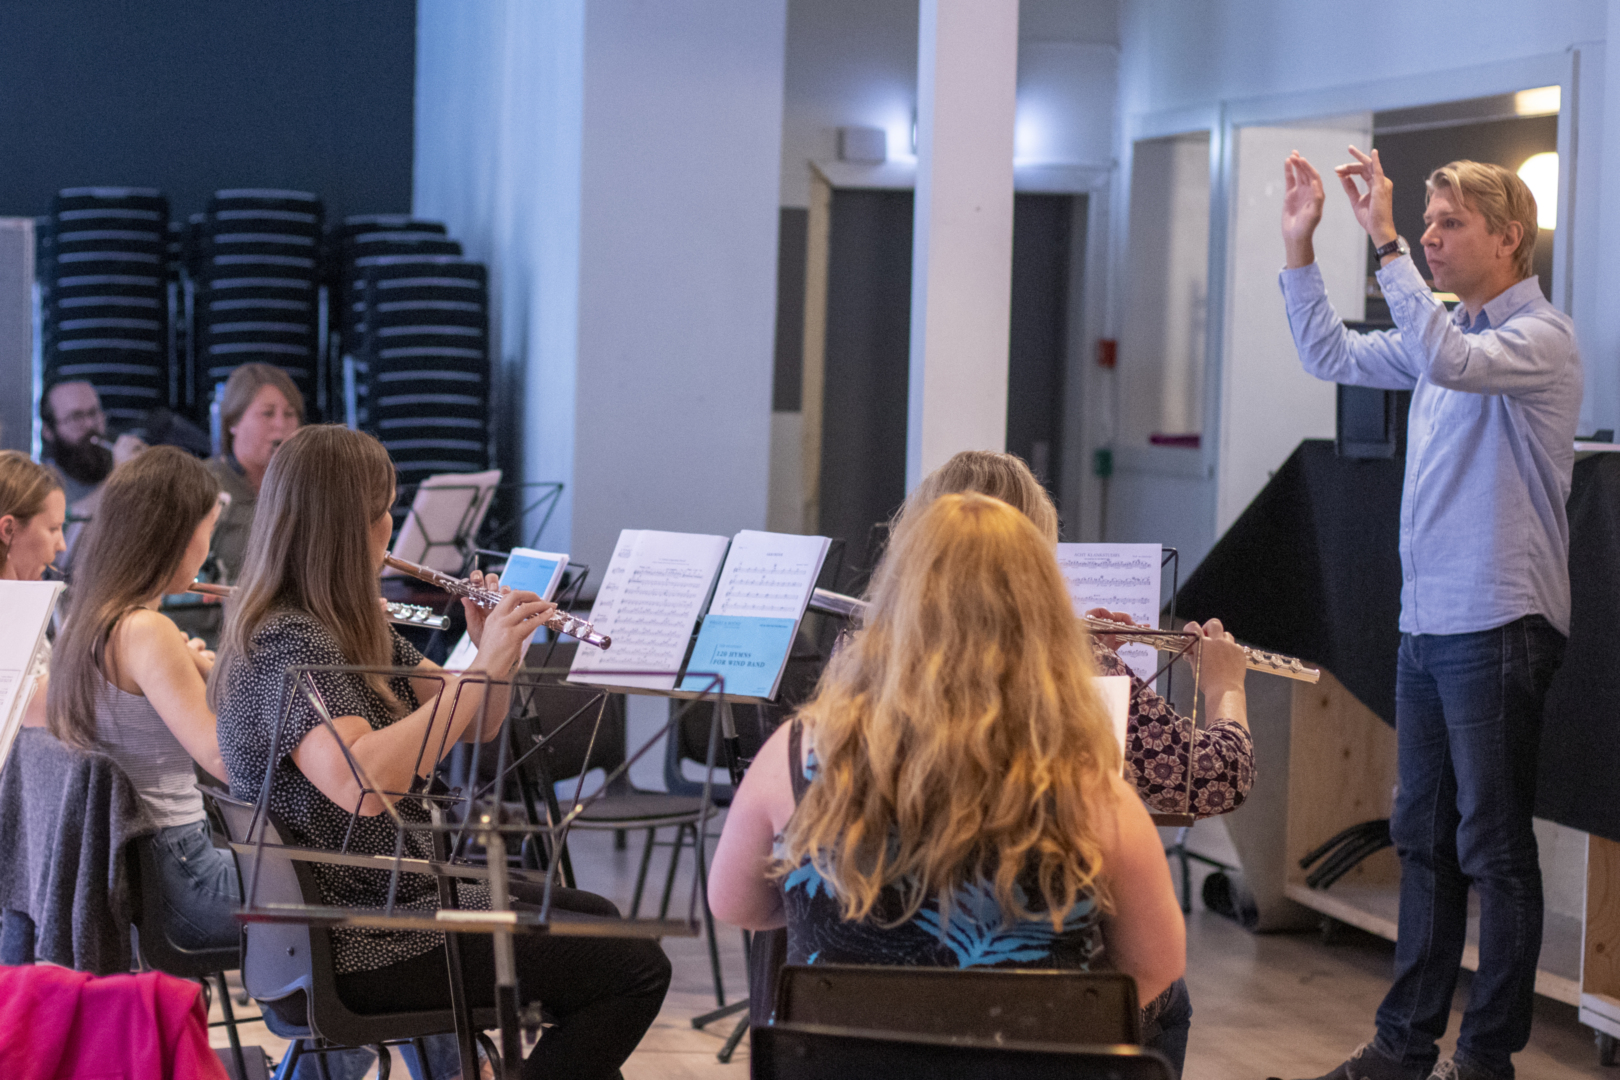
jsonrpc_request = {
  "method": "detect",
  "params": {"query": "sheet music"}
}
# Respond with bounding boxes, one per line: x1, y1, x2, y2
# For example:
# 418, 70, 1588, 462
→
570, 529, 729, 690
1054, 542, 1162, 682
708, 531, 830, 620
0, 581, 66, 773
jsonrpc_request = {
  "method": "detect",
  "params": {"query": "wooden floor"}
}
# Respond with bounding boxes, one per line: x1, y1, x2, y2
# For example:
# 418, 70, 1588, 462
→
210, 825, 1613, 1079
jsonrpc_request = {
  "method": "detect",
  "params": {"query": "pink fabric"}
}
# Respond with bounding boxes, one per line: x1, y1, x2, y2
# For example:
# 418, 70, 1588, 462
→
0, 965, 229, 1080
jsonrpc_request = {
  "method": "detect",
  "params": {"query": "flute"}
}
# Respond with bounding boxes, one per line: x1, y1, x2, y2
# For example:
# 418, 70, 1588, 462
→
1081, 617, 1320, 684
381, 552, 611, 651
187, 582, 451, 631
809, 588, 1318, 684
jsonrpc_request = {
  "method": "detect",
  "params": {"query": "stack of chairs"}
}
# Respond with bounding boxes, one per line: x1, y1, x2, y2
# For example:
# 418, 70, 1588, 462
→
187, 189, 325, 417
356, 254, 491, 489
37, 188, 172, 427
329, 216, 454, 422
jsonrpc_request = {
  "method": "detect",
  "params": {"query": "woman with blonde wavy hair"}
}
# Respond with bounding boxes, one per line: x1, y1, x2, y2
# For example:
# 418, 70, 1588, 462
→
708, 492, 1184, 1004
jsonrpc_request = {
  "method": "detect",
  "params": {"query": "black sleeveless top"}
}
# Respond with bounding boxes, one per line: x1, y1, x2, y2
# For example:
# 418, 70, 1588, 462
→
778, 720, 1104, 970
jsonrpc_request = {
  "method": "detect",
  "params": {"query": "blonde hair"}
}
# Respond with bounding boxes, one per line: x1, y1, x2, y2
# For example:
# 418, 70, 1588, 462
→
1426, 160, 1539, 280
220, 363, 305, 459
48, 448, 219, 747
210, 426, 399, 711
0, 450, 63, 570
779, 493, 1119, 930
897, 450, 1059, 547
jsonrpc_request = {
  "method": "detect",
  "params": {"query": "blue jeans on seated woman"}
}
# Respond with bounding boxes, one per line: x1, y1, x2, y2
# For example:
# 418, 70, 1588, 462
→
147, 820, 460, 1080
1141, 977, 1192, 1077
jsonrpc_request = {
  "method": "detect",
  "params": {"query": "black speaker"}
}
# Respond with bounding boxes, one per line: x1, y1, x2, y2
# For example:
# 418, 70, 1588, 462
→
1336, 322, 1410, 460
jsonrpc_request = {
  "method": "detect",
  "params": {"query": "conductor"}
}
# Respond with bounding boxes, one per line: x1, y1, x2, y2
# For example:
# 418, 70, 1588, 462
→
1275, 149, 1581, 1080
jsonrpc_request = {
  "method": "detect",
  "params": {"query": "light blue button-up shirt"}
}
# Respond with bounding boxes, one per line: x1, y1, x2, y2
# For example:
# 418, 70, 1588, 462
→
1279, 255, 1582, 636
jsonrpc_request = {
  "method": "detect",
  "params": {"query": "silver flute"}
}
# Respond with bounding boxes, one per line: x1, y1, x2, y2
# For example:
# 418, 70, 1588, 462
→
382, 553, 611, 650
809, 588, 1318, 683
187, 582, 450, 631
1080, 617, 1320, 684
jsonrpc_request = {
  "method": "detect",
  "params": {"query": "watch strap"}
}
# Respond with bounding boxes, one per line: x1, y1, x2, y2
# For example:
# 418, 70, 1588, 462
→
1374, 237, 1405, 259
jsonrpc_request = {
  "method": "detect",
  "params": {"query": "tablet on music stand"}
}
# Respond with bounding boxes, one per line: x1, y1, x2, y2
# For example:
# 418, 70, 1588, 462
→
385, 469, 502, 576
444, 546, 571, 669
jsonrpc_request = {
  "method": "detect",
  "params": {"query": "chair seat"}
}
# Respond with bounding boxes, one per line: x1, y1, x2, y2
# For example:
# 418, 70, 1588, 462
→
570, 791, 710, 826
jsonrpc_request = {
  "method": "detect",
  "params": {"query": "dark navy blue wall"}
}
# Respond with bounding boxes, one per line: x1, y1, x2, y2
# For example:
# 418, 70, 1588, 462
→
0, 0, 416, 221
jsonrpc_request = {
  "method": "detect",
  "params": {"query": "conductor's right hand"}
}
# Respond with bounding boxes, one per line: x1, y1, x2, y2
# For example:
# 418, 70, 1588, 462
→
1282, 151, 1325, 269
472, 587, 556, 674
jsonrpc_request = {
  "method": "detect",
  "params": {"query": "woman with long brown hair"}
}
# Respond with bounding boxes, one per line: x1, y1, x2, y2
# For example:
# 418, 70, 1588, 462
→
45, 447, 233, 948
211, 425, 670, 1080
709, 493, 1185, 1005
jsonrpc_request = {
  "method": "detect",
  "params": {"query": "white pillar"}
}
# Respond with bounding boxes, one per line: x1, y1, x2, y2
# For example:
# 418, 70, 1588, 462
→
906, 0, 1020, 490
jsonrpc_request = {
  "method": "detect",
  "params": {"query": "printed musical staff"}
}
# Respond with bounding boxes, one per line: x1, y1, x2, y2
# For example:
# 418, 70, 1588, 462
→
1055, 542, 1164, 682
570, 530, 730, 690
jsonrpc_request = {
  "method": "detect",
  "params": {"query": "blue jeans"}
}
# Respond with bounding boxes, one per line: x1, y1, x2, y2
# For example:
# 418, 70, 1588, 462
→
1140, 977, 1191, 1077
1373, 616, 1564, 1080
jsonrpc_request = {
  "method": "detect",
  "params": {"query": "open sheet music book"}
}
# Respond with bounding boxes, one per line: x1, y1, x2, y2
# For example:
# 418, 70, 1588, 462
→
0, 580, 66, 772
569, 528, 831, 697
1054, 542, 1163, 682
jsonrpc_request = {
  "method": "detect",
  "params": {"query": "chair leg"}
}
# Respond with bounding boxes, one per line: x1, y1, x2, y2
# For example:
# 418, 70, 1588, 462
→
630, 827, 657, 918
614, 828, 627, 851
212, 972, 249, 1080
718, 1013, 749, 1064
314, 1049, 335, 1080
374, 1044, 392, 1080
273, 1039, 305, 1080
412, 1036, 432, 1080
656, 824, 688, 921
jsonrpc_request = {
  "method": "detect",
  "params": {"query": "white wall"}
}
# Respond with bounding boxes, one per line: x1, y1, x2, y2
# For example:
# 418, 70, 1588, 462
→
572, 2, 787, 574
415, 1, 787, 580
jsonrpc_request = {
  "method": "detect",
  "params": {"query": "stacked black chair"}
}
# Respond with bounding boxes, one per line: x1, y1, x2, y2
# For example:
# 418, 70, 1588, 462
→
189, 190, 325, 417
354, 255, 489, 488
38, 188, 172, 426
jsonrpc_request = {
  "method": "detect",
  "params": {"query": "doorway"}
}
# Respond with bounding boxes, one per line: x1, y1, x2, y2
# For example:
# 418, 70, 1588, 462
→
810, 189, 1084, 572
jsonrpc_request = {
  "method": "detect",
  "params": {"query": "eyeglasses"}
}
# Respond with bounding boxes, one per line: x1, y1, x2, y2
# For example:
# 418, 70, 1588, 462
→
54, 407, 104, 427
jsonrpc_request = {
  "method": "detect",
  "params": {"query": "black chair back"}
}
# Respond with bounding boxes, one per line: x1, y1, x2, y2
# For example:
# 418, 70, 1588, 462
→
774, 964, 1140, 1046
754, 1023, 1172, 1080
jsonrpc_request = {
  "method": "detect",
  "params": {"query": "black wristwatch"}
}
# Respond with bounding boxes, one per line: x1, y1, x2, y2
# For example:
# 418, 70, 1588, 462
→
1374, 235, 1409, 260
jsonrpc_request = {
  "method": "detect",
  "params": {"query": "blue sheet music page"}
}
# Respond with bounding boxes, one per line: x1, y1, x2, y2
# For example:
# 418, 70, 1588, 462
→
680, 615, 799, 699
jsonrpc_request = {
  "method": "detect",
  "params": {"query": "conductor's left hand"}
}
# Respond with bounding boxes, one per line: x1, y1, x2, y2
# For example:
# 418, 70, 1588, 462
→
1333, 145, 1398, 248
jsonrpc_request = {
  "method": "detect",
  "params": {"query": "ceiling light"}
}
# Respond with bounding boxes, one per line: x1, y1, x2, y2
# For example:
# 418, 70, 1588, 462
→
1514, 86, 1561, 117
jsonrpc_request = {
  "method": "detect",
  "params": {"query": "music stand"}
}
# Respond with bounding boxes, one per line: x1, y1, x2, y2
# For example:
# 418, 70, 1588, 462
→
388, 469, 502, 576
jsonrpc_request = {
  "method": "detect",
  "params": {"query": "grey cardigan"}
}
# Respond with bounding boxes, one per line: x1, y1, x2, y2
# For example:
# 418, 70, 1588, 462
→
0, 727, 156, 973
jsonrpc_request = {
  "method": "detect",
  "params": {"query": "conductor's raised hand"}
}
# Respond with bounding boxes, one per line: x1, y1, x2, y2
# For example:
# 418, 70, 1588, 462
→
1333, 145, 1398, 247
1186, 618, 1246, 697
1282, 151, 1326, 268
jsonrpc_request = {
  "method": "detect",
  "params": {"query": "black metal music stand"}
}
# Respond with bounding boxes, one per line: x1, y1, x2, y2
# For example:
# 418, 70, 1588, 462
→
233, 663, 730, 1080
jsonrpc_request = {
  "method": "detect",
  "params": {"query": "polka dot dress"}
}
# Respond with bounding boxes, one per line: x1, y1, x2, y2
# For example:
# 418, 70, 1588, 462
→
216, 609, 490, 974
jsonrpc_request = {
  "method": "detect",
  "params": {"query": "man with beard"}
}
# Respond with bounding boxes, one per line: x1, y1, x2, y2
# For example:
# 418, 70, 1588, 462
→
39, 380, 145, 509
